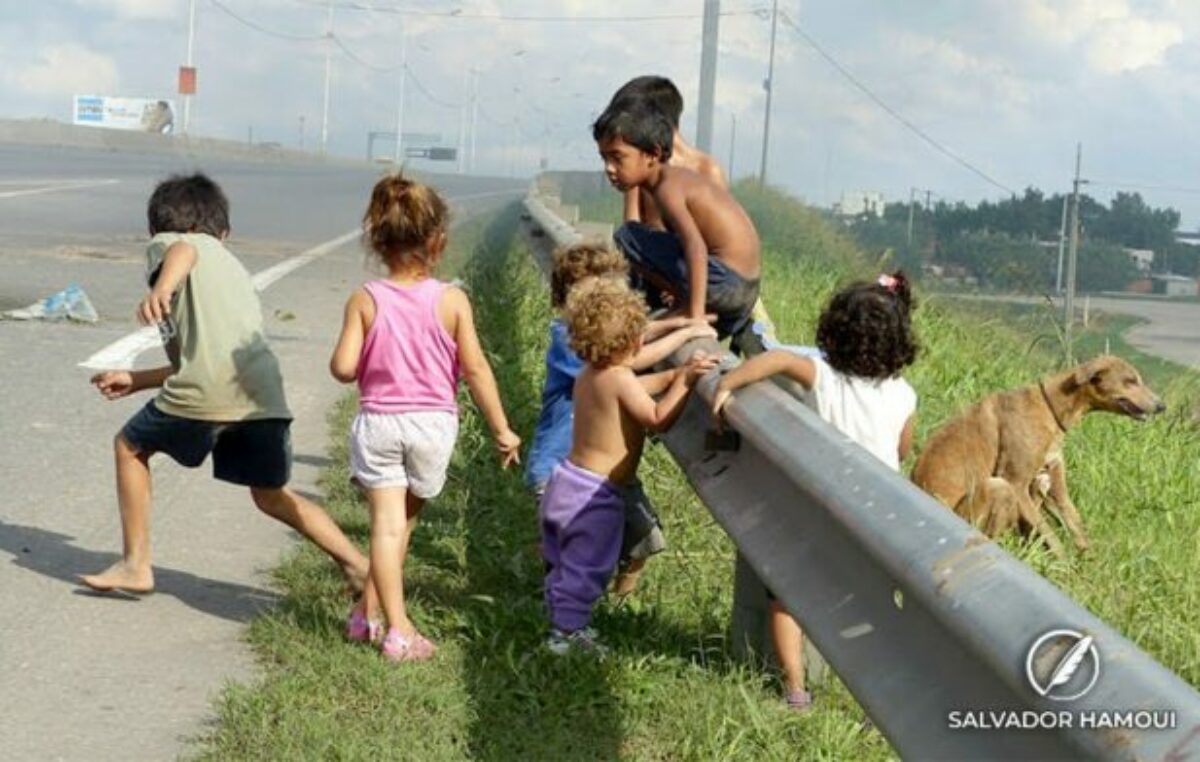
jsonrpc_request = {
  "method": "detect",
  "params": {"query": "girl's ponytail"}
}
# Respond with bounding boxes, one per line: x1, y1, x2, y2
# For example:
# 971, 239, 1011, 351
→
362, 172, 449, 268
876, 270, 914, 313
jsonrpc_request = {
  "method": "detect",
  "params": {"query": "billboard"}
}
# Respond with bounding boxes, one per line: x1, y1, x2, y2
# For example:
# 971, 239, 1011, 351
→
73, 95, 176, 134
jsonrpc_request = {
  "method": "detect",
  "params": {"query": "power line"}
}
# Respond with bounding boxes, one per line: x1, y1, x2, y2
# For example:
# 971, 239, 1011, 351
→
292, 0, 767, 22
476, 102, 522, 133
330, 32, 397, 72
1088, 181, 1200, 196
208, 0, 325, 40
406, 66, 461, 110
778, 11, 1015, 196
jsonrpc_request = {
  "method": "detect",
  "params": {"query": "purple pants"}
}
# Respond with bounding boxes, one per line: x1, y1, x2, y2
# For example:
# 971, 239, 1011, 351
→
540, 460, 625, 633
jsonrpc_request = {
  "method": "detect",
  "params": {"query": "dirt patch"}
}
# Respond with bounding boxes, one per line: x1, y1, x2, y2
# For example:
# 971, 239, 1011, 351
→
54, 244, 139, 263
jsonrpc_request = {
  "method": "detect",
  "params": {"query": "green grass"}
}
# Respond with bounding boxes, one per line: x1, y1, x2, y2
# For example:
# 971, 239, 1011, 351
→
200, 186, 1200, 760
931, 297, 1192, 392
197, 206, 893, 760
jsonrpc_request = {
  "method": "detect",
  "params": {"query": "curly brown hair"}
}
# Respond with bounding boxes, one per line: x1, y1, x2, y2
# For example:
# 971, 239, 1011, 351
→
816, 271, 919, 380
551, 244, 628, 308
564, 276, 647, 368
362, 172, 448, 270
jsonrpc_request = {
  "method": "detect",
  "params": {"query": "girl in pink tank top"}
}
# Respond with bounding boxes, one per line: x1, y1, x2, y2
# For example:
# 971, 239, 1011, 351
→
329, 173, 521, 663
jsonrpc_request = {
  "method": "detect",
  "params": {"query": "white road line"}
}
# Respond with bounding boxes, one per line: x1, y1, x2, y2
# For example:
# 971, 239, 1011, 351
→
78, 326, 162, 371
77, 187, 524, 371
250, 229, 359, 291
0, 179, 119, 200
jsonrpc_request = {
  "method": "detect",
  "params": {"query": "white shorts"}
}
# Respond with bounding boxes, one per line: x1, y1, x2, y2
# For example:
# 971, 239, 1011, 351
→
349, 410, 459, 497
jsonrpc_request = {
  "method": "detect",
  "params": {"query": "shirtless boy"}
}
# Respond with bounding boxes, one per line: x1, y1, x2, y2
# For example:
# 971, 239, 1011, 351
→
594, 101, 762, 345
539, 277, 717, 654
605, 75, 727, 227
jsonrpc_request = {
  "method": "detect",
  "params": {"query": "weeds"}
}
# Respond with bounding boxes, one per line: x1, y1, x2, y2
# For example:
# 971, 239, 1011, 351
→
201, 185, 1198, 761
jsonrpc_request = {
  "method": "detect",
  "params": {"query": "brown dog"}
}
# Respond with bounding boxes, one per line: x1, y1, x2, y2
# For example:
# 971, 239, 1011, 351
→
912, 355, 1165, 557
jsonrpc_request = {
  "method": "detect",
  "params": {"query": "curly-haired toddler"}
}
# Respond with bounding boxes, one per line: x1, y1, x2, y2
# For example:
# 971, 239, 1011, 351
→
540, 277, 717, 655
527, 243, 716, 596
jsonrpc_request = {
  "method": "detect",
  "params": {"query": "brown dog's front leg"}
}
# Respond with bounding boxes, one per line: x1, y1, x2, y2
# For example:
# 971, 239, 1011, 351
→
1015, 490, 1067, 559
1046, 457, 1089, 552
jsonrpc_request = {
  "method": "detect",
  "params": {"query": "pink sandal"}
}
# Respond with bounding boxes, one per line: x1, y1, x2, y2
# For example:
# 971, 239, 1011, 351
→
345, 609, 383, 644
380, 628, 436, 662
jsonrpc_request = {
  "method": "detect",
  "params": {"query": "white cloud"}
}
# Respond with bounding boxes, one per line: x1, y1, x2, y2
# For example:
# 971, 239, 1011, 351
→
5, 43, 119, 96
74, 0, 182, 21
1010, 0, 1183, 73
1085, 16, 1183, 73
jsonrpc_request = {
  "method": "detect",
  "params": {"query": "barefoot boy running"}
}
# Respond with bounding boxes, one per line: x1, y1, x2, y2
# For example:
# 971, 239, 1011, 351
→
82, 173, 367, 594
540, 277, 717, 654
594, 101, 762, 347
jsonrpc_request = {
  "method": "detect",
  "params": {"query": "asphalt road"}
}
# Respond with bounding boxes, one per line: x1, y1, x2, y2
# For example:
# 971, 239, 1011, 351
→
934, 292, 1200, 369
0, 143, 523, 760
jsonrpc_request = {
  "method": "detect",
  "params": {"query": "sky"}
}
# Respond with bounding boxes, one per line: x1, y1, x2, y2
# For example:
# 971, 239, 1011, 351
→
4, 0, 1200, 227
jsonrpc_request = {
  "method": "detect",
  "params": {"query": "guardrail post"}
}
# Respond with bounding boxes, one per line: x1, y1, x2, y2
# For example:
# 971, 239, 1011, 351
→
730, 552, 766, 660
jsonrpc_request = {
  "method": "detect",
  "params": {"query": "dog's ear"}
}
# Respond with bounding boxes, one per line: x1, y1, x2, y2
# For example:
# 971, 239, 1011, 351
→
1063, 358, 1106, 393
1080, 358, 1112, 388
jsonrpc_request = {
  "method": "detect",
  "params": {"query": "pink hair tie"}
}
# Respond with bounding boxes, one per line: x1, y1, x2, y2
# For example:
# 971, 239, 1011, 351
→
877, 273, 899, 292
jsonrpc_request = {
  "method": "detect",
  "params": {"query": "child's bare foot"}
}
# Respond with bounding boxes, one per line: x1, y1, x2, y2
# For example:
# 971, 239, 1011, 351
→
612, 568, 643, 598
79, 561, 155, 594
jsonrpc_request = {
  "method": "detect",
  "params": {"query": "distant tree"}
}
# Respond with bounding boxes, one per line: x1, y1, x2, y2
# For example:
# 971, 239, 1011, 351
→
1089, 192, 1179, 252
938, 231, 1053, 292
844, 185, 1181, 292
1156, 244, 1200, 276
1075, 241, 1141, 292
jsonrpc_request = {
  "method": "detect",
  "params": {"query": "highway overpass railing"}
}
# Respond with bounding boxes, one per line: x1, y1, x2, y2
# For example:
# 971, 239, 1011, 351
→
522, 180, 1200, 761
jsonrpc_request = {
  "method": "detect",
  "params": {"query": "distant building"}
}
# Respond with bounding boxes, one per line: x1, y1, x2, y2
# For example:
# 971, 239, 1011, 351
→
1126, 278, 1153, 294
1151, 274, 1199, 297
1124, 248, 1154, 273
833, 191, 884, 218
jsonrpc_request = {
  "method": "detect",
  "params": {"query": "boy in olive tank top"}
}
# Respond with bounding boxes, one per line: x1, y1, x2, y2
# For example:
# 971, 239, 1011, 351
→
81, 173, 367, 595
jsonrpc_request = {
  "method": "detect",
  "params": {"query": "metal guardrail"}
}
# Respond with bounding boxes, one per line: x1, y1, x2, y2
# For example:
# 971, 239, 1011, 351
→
522, 183, 1200, 761
525, 192, 582, 247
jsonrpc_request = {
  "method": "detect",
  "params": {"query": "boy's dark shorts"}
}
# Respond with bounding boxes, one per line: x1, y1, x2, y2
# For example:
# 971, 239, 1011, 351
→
120, 401, 292, 488
613, 221, 760, 339
617, 481, 666, 563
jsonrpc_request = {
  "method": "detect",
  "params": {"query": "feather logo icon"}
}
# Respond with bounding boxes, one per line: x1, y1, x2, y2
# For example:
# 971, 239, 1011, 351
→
1026, 629, 1101, 702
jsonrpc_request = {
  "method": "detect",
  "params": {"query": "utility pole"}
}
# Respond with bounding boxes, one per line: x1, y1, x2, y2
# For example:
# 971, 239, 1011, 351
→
925, 189, 932, 212
1064, 143, 1084, 364
320, 0, 333, 155
393, 24, 407, 164
182, 0, 197, 134
1055, 195, 1068, 293
907, 187, 916, 255
758, 0, 779, 185
457, 67, 468, 174
298, 115, 305, 149
728, 113, 737, 180
696, 0, 720, 152
469, 68, 479, 173
510, 121, 519, 178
